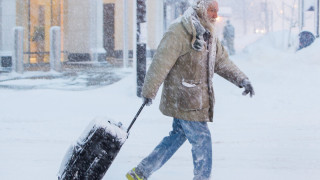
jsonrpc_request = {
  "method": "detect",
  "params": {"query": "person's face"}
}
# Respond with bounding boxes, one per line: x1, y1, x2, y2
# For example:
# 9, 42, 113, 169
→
206, 1, 219, 23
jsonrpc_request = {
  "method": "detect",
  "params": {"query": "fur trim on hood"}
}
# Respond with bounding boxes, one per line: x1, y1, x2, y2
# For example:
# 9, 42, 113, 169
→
181, 7, 212, 51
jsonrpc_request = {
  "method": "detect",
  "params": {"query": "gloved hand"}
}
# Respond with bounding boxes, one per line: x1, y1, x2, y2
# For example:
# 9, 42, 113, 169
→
143, 97, 152, 106
240, 79, 255, 97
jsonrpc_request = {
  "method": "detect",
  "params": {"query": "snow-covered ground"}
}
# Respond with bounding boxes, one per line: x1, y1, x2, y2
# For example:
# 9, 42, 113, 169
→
0, 32, 319, 180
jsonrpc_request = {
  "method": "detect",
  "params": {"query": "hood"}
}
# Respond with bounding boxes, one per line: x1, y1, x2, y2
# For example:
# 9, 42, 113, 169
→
181, 7, 208, 51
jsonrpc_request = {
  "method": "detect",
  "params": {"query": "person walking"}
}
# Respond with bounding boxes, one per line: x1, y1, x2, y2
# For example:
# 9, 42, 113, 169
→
223, 20, 235, 55
126, 0, 254, 179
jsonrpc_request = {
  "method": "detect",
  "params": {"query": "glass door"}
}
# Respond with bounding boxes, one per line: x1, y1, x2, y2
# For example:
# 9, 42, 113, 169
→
24, 0, 64, 64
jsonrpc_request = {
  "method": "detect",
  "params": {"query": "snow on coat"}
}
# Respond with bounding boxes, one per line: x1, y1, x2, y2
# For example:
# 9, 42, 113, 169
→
142, 8, 248, 122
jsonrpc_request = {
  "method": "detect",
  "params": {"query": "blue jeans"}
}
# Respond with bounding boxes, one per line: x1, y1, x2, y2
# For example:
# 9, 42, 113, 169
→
136, 118, 212, 180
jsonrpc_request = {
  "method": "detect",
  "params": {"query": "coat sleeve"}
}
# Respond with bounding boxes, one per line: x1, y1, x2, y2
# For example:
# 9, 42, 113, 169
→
142, 31, 183, 99
214, 39, 248, 87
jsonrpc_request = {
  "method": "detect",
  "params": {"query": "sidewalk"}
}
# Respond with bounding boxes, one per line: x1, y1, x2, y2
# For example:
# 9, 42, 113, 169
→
0, 62, 132, 91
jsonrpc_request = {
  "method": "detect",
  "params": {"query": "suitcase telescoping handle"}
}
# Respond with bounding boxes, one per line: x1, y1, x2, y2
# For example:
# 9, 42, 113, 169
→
126, 101, 147, 133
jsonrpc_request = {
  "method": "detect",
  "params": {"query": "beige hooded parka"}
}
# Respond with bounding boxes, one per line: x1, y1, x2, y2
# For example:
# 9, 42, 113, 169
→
142, 7, 248, 122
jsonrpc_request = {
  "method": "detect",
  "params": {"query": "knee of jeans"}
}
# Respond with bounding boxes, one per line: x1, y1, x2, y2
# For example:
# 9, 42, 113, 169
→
203, 133, 212, 142
166, 132, 187, 145
193, 132, 212, 145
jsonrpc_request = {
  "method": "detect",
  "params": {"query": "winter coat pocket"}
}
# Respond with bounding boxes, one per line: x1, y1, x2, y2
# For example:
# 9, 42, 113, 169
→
178, 80, 205, 111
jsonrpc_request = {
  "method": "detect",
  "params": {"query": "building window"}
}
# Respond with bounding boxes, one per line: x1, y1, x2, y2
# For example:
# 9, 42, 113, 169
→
21, 0, 64, 64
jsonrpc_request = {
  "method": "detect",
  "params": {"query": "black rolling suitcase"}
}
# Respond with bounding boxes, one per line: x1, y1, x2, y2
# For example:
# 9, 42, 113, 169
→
58, 103, 146, 180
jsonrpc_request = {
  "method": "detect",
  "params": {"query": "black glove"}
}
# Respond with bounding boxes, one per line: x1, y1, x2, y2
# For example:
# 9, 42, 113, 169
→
240, 79, 255, 97
143, 97, 152, 106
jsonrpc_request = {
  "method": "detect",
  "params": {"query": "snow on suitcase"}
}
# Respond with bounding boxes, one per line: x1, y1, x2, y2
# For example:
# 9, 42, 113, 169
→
58, 102, 146, 180
57, 118, 128, 180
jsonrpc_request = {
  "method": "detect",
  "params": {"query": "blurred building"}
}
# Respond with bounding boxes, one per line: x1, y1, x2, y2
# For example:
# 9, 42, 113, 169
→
0, 0, 237, 69
1, 0, 319, 69
0, 0, 194, 68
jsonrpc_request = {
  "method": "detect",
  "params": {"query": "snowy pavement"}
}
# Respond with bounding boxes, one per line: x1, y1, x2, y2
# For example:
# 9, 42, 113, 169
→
0, 33, 320, 180
0, 63, 131, 91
